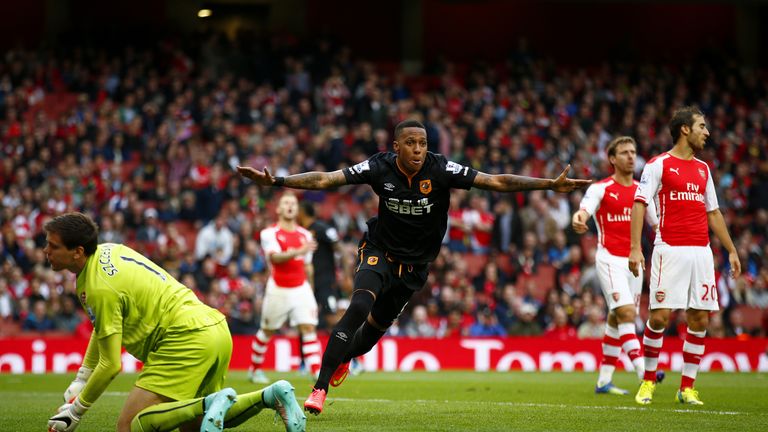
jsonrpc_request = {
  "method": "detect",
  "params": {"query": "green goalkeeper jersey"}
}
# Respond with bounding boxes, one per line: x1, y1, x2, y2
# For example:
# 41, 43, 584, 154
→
76, 243, 224, 362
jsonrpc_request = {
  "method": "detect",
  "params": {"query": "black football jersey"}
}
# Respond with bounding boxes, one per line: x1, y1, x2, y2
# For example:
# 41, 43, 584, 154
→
343, 151, 478, 264
308, 219, 338, 286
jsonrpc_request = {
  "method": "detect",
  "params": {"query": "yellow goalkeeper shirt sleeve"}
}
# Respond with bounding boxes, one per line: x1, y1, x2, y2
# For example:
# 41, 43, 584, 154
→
81, 331, 100, 370
78, 332, 122, 407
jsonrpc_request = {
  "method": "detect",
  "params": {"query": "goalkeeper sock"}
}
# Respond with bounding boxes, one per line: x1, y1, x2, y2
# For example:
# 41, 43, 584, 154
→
344, 320, 386, 362
130, 391, 268, 431
221, 389, 267, 428
130, 397, 205, 432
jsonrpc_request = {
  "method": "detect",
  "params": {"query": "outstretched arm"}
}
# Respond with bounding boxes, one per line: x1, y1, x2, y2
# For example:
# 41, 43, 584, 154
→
472, 164, 591, 193
237, 166, 348, 190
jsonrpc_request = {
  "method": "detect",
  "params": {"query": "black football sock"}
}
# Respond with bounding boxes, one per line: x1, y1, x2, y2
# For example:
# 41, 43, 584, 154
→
314, 292, 374, 391
344, 321, 386, 362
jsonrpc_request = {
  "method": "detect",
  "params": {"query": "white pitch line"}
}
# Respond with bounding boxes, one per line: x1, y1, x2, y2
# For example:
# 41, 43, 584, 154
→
7, 392, 748, 416
332, 397, 746, 416
5, 391, 130, 397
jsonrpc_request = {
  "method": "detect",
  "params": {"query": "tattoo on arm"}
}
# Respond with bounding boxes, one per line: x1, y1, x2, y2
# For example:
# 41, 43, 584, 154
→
284, 170, 347, 190
473, 172, 552, 192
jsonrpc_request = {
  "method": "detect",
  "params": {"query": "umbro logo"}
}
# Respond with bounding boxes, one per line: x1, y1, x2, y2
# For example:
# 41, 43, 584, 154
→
669, 167, 680, 175
608, 192, 619, 200
384, 183, 395, 191
335, 331, 348, 342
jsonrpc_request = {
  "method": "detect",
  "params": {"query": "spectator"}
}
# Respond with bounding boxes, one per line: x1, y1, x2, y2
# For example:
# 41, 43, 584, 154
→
135, 207, 162, 243
22, 300, 55, 332
726, 308, 751, 339
508, 303, 543, 336
468, 307, 507, 337
53, 294, 83, 333
577, 304, 606, 339
490, 198, 523, 254
194, 214, 234, 265
0, 277, 14, 320
440, 308, 470, 338
447, 192, 470, 253
403, 305, 438, 337
543, 306, 577, 340
228, 301, 260, 335
466, 195, 494, 255
707, 312, 726, 338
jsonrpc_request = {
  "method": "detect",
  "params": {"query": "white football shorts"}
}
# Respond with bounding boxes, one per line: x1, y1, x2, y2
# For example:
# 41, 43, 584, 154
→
260, 278, 319, 329
649, 244, 718, 311
596, 248, 642, 311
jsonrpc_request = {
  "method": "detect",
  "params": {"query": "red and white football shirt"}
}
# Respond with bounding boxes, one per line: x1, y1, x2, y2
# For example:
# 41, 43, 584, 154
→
260, 225, 313, 288
634, 153, 718, 247
580, 178, 657, 257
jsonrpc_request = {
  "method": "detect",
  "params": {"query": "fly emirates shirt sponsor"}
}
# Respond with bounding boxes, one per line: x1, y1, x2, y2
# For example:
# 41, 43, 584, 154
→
634, 153, 718, 247
579, 178, 657, 257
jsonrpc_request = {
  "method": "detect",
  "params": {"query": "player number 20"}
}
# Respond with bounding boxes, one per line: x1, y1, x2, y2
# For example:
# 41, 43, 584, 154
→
700, 284, 717, 302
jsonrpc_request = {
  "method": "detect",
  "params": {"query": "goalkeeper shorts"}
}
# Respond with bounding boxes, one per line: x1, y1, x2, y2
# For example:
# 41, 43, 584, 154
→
135, 318, 232, 401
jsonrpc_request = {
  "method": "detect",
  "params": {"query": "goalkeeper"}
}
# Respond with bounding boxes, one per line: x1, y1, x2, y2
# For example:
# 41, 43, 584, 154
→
44, 212, 306, 432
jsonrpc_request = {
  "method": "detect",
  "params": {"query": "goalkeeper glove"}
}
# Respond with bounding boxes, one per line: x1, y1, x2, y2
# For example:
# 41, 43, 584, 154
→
63, 366, 92, 403
48, 397, 89, 432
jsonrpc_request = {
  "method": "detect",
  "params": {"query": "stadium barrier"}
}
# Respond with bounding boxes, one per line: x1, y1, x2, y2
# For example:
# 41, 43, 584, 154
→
1, 336, 766, 374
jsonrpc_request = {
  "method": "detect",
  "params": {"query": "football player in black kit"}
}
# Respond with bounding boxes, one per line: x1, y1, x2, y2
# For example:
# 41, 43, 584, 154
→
238, 119, 591, 415
298, 202, 346, 330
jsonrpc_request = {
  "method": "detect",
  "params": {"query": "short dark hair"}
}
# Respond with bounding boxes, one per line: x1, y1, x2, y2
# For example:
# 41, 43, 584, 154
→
44, 212, 99, 256
669, 106, 704, 143
606, 136, 636, 158
394, 119, 426, 140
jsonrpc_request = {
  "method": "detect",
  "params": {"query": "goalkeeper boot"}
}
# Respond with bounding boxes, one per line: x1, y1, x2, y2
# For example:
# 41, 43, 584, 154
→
595, 382, 629, 395
330, 362, 350, 387
264, 380, 307, 432
248, 368, 270, 384
303, 388, 327, 415
635, 380, 656, 405
676, 387, 704, 405
202, 387, 237, 432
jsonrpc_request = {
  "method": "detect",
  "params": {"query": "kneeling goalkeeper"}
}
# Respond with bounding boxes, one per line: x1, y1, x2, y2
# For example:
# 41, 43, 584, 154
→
44, 212, 305, 432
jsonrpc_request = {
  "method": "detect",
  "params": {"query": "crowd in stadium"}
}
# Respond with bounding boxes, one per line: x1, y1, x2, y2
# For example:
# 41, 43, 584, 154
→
1, 33, 767, 341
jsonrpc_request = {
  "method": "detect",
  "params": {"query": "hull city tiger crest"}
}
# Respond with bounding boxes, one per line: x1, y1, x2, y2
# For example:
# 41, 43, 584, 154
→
367, 256, 379, 265
419, 179, 432, 195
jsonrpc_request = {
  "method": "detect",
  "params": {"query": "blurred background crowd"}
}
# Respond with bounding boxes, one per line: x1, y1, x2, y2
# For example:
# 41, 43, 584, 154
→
2, 28, 768, 342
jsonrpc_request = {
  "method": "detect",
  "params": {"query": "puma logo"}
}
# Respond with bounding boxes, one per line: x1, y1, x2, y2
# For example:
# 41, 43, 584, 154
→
669, 167, 680, 175
608, 192, 619, 200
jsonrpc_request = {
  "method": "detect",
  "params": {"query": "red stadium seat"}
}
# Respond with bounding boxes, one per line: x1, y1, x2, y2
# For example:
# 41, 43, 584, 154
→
494, 253, 514, 276
516, 264, 556, 302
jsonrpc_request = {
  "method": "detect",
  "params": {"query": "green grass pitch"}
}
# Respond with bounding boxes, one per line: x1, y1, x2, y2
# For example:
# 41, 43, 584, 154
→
2, 371, 766, 431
